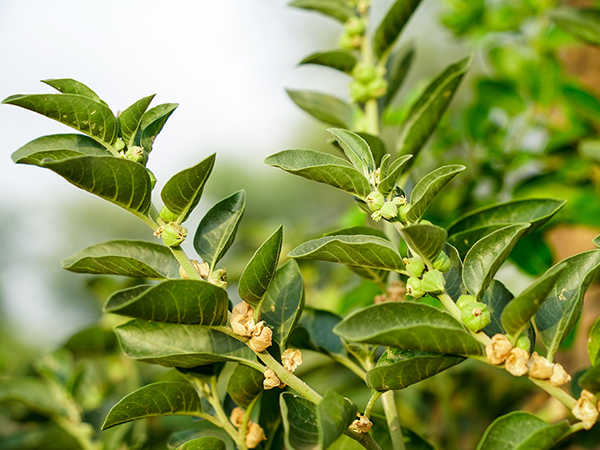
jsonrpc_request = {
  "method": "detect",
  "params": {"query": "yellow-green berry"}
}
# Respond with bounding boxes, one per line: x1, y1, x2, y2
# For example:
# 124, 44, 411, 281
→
350, 80, 370, 103
461, 302, 491, 332
398, 204, 411, 222
433, 252, 451, 273
406, 257, 426, 278
457, 294, 477, 309
406, 277, 425, 299
345, 17, 365, 36
366, 191, 385, 212
421, 269, 446, 294
379, 202, 398, 220
352, 63, 377, 84
160, 205, 179, 223
125, 145, 148, 165
516, 334, 531, 351
366, 77, 388, 99
161, 223, 187, 247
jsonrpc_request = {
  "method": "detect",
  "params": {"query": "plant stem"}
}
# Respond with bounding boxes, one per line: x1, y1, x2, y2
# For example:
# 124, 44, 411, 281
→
343, 429, 384, 450
170, 245, 202, 280
330, 353, 368, 380
149, 203, 165, 226
364, 390, 383, 418
528, 377, 576, 409
240, 395, 260, 448
437, 291, 490, 347
381, 390, 405, 450
208, 375, 244, 448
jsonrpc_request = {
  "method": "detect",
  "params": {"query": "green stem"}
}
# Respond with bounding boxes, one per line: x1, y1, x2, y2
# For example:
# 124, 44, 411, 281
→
437, 291, 490, 347
331, 353, 368, 380
149, 203, 165, 226
170, 245, 202, 280
528, 377, 576, 409
381, 390, 405, 450
343, 429, 384, 450
239, 395, 260, 448
208, 375, 244, 447
364, 390, 383, 418
364, 99, 379, 135
135, 211, 159, 231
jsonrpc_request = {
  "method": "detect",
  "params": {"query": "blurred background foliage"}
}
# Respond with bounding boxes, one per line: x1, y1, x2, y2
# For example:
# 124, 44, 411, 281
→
2, 0, 600, 449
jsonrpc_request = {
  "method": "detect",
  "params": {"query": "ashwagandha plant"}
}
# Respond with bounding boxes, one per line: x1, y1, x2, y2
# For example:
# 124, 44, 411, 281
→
3, 2, 600, 450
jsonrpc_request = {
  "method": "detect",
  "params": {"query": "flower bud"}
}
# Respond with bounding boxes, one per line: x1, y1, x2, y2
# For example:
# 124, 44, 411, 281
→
350, 80, 370, 103
366, 77, 388, 99
160, 223, 187, 247
230, 406, 245, 428
159, 205, 179, 223
345, 17, 365, 36
392, 195, 407, 206
433, 252, 451, 273
460, 301, 491, 332
230, 302, 256, 337
505, 348, 529, 377
398, 204, 411, 222
486, 334, 513, 365
114, 138, 125, 151
371, 210, 383, 222
350, 413, 372, 433
366, 191, 385, 212
179, 260, 210, 279
406, 277, 425, 299
421, 269, 446, 294
572, 390, 599, 430
352, 63, 377, 84
379, 201, 398, 220
263, 368, 285, 390
208, 268, 227, 289
528, 352, 554, 379
248, 322, 273, 352
457, 294, 477, 310
516, 334, 531, 351
282, 349, 303, 372
125, 145, 148, 165
550, 363, 571, 387
405, 257, 426, 278
245, 423, 266, 449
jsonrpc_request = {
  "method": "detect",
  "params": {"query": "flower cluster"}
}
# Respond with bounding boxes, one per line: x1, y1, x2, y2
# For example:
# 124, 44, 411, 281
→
230, 302, 272, 352
229, 407, 266, 448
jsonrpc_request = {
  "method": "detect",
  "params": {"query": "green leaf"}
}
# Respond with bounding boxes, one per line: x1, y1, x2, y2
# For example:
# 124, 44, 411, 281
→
299, 51, 357, 74
448, 198, 566, 239
238, 225, 283, 309
480, 280, 514, 338
356, 132, 386, 166
62, 239, 180, 279
287, 90, 354, 128
324, 225, 388, 240
334, 302, 484, 356
0, 378, 66, 417
102, 382, 202, 430
176, 437, 227, 450
476, 412, 569, 450
288, 0, 355, 23
261, 260, 305, 347
3, 93, 117, 146
289, 234, 405, 273
289, 307, 345, 355
380, 46, 415, 110
463, 224, 531, 300
594, 234, 600, 248
318, 390, 357, 449
194, 190, 246, 270
265, 149, 370, 198
63, 326, 118, 356
42, 78, 106, 104
535, 249, 600, 359
407, 165, 466, 223
378, 154, 413, 196
550, 8, 600, 46
501, 263, 567, 338
444, 243, 464, 300
399, 224, 447, 268
579, 363, 600, 391
328, 128, 375, 176
589, 316, 600, 365
161, 153, 216, 224
397, 56, 471, 160
119, 94, 155, 147
11, 133, 109, 165
226, 364, 264, 408
373, 0, 422, 58
115, 319, 257, 368
40, 155, 151, 218
366, 348, 465, 391
104, 279, 229, 325
136, 102, 178, 152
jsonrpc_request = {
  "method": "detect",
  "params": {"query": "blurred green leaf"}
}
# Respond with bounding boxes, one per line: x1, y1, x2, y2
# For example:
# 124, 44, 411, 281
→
115, 319, 257, 368
579, 140, 600, 163
535, 249, 600, 359
366, 348, 464, 391
380, 46, 415, 110
265, 149, 370, 198
589, 316, 600, 365
509, 232, 554, 277
136, 102, 178, 152
373, 0, 422, 58
104, 279, 229, 325
399, 223, 447, 268
550, 8, 600, 46
287, 90, 354, 128
476, 412, 569, 450
238, 225, 283, 309
0, 378, 66, 417
579, 363, 600, 392
62, 239, 180, 279
119, 94, 155, 148
299, 51, 357, 74
11, 133, 108, 165
289, 307, 345, 355
378, 154, 413, 196
289, 234, 405, 272
161, 153, 216, 224
176, 437, 227, 450
261, 260, 305, 347
334, 303, 484, 356
102, 382, 203, 430
318, 390, 357, 449
289, 0, 355, 23
63, 326, 118, 356
41, 155, 151, 218
463, 224, 530, 300
227, 364, 264, 408
407, 165, 466, 223
328, 128, 375, 175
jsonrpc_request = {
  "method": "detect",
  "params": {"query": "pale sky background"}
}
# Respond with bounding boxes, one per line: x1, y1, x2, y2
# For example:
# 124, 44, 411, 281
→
0, 0, 469, 347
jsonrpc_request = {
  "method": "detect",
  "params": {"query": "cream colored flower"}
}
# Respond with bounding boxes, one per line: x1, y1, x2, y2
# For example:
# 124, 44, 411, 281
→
505, 348, 529, 377
282, 349, 303, 372
230, 406, 245, 428
263, 368, 285, 390
486, 334, 513, 365
248, 321, 272, 352
349, 413, 372, 433
245, 422, 266, 448
572, 390, 599, 430
230, 302, 256, 337
528, 352, 554, 379
179, 260, 210, 279
549, 363, 571, 387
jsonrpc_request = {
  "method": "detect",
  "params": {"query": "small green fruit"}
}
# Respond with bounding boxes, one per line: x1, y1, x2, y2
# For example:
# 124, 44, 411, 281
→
345, 17, 365, 36
159, 206, 179, 223
516, 334, 531, 351
406, 257, 426, 278
352, 63, 377, 84
406, 277, 425, 299
461, 302, 491, 332
350, 80, 370, 103
367, 77, 388, 98
366, 191, 385, 212
161, 223, 187, 247
114, 138, 125, 151
379, 201, 398, 220
421, 269, 446, 294
338, 31, 356, 50
209, 268, 228, 289
125, 145, 148, 165
398, 204, 411, 222
457, 294, 477, 309
433, 252, 451, 273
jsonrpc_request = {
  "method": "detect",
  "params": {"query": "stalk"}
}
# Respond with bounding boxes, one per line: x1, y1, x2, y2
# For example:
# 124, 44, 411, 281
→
381, 391, 406, 450
208, 375, 244, 448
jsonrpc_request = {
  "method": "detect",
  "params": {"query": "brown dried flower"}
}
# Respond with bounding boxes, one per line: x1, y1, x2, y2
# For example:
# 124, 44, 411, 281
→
248, 321, 273, 352
230, 302, 256, 337
349, 413, 372, 433
263, 368, 285, 390
572, 390, 599, 430
282, 349, 303, 372
486, 334, 513, 365
245, 422, 266, 448
549, 363, 571, 387
528, 352, 554, 380
230, 406, 245, 428
179, 260, 210, 279
505, 348, 529, 377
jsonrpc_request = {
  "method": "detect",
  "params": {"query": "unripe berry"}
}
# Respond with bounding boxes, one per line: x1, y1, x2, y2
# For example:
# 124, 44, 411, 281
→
352, 63, 377, 84
159, 205, 179, 223
379, 201, 398, 220
421, 269, 446, 294
405, 257, 426, 278
457, 294, 477, 309
366, 77, 388, 99
338, 31, 359, 50
366, 191, 385, 212
433, 252, 451, 273
345, 17, 365, 36
516, 334, 531, 351
125, 145, 148, 165
350, 80, 370, 103
398, 204, 411, 222
160, 223, 187, 247
461, 301, 491, 332
406, 277, 425, 299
